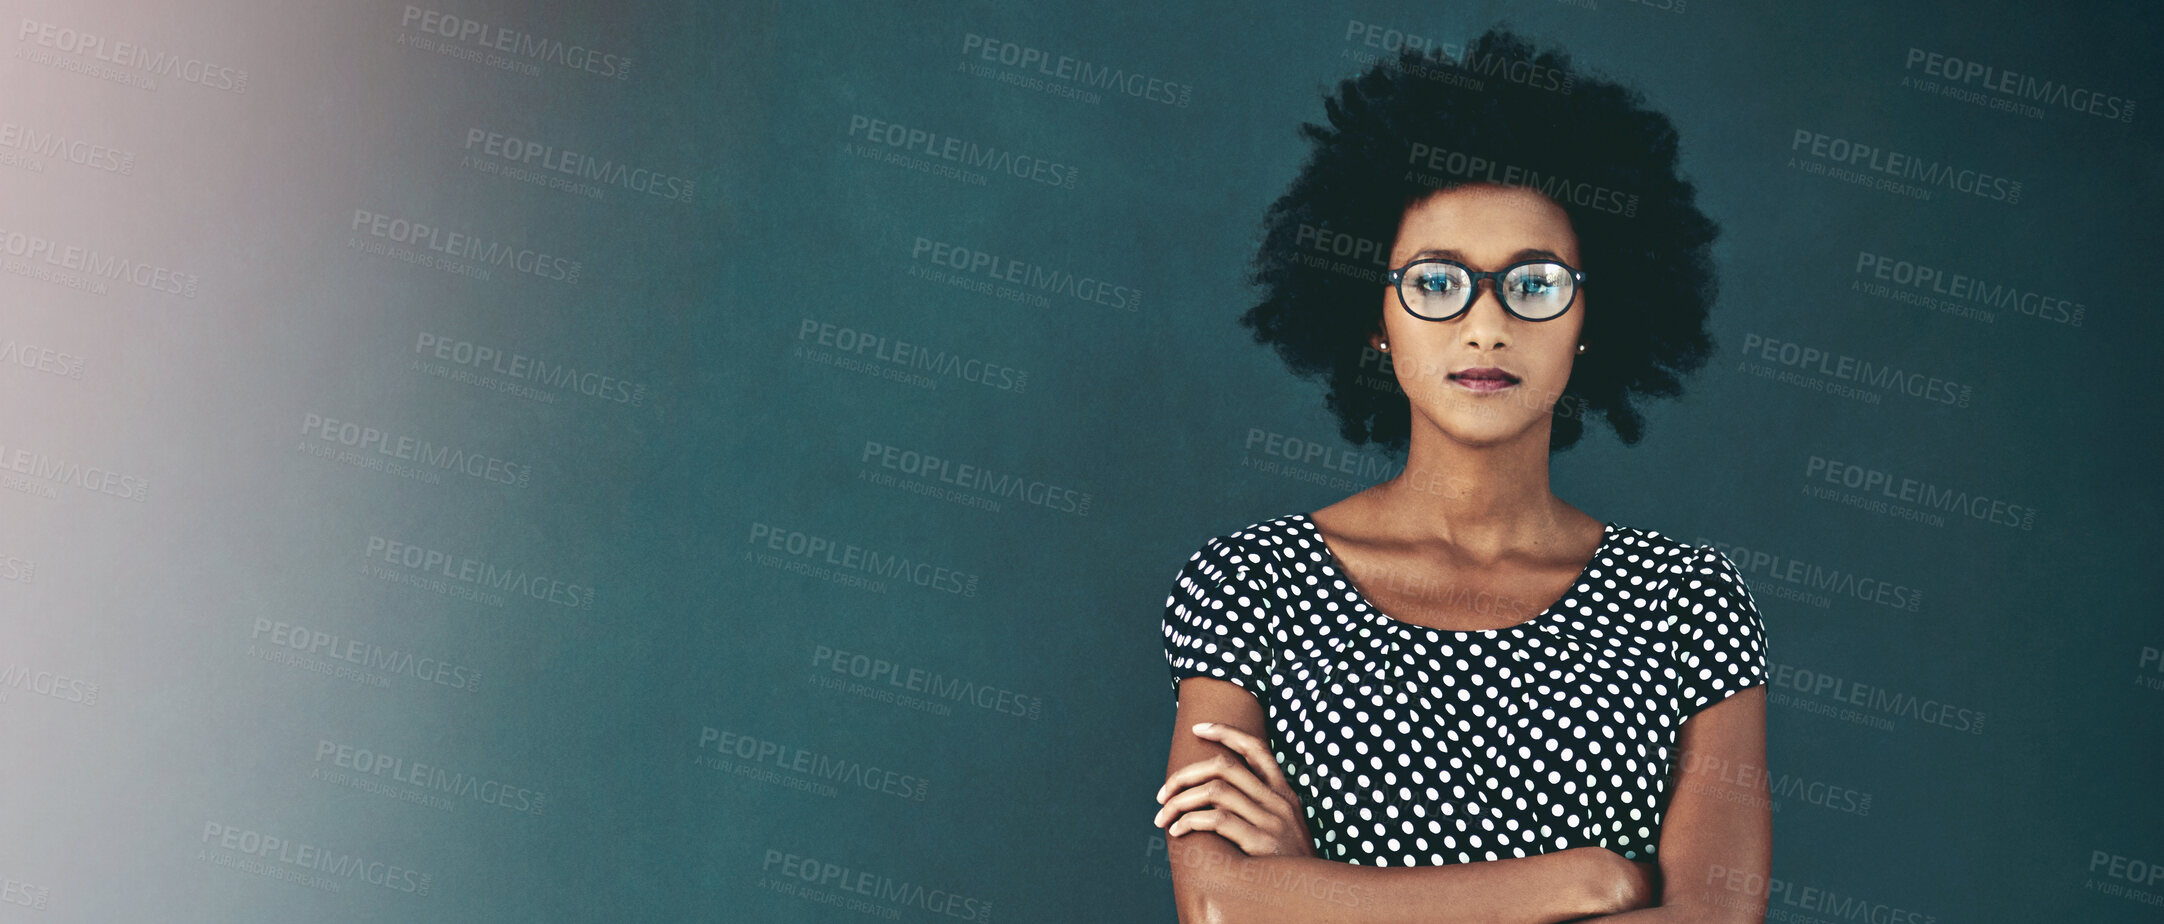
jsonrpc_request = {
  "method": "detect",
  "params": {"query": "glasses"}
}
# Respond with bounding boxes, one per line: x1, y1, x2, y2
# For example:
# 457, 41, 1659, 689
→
1386, 258, 1586, 322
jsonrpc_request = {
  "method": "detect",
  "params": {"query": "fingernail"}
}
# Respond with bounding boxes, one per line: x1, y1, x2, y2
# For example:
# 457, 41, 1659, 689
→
1192, 722, 1212, 733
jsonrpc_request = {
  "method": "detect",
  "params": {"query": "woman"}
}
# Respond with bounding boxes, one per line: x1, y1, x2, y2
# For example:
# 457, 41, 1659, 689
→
1154, 28, 1770, 923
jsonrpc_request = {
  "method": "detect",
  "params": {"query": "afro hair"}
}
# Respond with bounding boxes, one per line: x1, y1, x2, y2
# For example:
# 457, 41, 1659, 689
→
1239, 26, 1722, 452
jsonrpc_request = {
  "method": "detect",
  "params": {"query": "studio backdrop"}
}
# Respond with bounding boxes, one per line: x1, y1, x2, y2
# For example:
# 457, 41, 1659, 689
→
3, 0, 2160, 921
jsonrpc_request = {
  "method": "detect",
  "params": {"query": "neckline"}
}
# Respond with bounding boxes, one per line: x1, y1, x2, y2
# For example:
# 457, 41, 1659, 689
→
1294, 513, 1616, 638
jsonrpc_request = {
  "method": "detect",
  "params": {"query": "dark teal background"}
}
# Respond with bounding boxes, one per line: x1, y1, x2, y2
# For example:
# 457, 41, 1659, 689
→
709, 1, 2164, 920
3, 0, 2160, 921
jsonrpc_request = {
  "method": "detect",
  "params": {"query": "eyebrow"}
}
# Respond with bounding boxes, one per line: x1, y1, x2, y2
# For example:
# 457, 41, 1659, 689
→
1406, 247, 1568, 264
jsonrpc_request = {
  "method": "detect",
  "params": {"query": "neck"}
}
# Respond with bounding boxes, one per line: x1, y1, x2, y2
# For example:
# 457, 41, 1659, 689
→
1374, 412, 1569, 553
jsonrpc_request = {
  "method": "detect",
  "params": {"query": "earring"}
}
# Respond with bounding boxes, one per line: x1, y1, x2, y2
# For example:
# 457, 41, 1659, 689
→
1378, 341, 1389, 352
1576, 343, 1586, 354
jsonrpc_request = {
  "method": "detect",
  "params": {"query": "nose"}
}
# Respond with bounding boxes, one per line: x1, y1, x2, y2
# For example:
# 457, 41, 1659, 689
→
1460, 279, 1510, 349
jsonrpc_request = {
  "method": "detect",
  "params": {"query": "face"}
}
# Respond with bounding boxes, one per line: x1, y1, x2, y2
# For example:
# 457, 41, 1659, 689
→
1374, 183, 1586, 448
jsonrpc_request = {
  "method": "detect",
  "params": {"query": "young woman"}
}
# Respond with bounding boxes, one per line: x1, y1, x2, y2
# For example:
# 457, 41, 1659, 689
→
1154, 28, 1770, 924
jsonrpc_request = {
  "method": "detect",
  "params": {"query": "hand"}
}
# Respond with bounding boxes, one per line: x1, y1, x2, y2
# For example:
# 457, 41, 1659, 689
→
1153, 722, 1315, 859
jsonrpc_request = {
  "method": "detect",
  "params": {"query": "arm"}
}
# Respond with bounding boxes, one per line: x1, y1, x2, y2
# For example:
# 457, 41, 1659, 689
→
1569, 687, 1771, 923
1161, 676, 1655, 924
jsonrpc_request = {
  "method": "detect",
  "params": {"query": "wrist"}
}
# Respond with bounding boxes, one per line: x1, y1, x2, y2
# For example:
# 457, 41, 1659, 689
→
1574, 848, 1633, 917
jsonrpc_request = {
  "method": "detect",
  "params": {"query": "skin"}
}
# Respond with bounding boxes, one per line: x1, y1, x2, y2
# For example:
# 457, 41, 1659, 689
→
1157, 183, 1772, 923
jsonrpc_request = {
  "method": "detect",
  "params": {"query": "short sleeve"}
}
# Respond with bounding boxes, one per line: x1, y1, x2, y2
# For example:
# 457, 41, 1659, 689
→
1668, 546, 1769, 720
1161, 536, 1274, 705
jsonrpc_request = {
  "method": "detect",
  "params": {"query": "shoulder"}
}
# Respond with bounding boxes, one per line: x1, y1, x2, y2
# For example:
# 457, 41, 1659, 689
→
1603, 522, 1756, 615
1162, 514, 1318, 605
1604, 522, 1738, 576
1175, 513, 1311, 571
1612, 530, 1764, 670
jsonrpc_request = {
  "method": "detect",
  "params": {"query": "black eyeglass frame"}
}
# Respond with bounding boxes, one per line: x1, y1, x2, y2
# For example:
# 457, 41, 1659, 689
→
1385, 257, 1588, 322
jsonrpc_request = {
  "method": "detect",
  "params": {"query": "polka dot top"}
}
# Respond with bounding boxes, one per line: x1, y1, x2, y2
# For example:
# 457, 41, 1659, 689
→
1160, 513, 1768, 867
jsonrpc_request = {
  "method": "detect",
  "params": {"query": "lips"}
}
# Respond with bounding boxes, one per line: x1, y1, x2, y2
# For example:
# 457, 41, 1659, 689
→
1448, 367, 1520, 394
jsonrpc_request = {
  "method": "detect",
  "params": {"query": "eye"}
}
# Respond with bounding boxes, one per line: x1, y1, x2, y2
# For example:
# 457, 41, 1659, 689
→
1509, 266, 1568, 296
1414, 268, 1459, 292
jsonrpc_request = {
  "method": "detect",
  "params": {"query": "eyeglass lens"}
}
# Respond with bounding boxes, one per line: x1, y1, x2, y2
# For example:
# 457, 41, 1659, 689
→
1400, 262, 1576, 320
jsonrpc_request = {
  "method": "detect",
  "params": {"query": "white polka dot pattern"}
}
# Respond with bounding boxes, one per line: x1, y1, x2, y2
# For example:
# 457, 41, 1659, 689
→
1161, 513, 1767, 867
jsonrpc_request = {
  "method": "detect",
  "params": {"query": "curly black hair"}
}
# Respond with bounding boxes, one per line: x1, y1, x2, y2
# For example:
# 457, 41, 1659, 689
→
1239, 26, 1721, 453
